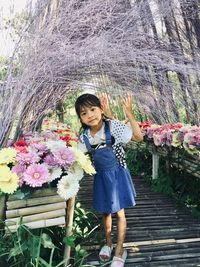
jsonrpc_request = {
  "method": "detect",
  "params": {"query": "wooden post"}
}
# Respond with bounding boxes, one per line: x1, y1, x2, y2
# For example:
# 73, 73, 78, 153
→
0, 196, 6, 227
152, 153, 159, 179
64, 196, 76, 267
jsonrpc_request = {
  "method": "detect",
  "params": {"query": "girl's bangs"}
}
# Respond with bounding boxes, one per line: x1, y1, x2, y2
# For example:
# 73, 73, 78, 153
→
79, 99, 97, 109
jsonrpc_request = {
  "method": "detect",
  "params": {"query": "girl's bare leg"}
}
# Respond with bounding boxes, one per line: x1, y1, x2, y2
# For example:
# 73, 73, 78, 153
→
115, 209, 127, 257
103, 213, 112, 247
100, 213, 113, 260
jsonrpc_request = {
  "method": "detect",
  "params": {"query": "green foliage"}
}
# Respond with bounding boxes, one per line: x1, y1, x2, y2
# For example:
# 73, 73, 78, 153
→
126, 143, 152, 177
0, 203, 100, 267
0, 222, 59, 267
4, 11, 29, 39
0, 191, 5, 197
63, 202, 100, 265
151, 172, 174, 196
151, 160, 200, 219
0, 56, 8, 80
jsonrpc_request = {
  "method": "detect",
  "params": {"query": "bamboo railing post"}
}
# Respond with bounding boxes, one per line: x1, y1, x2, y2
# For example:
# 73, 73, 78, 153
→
152, 152, 159, 179
64, 196, 76, 267
0, 196, 6, 228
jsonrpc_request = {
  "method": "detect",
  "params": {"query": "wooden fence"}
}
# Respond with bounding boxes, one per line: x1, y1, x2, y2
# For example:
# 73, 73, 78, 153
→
127, 142, 200, 180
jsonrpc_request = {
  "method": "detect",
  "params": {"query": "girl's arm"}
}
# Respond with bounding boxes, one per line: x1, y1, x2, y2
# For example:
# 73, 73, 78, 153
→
120, 94, 143, 142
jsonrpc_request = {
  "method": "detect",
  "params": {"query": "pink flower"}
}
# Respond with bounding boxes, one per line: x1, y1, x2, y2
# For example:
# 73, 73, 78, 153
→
16, 151, 40, 165
23, 163, 49, 187
40, 131, 60, 141
153, 133, 162, 146
53, 147, 75, 167
147, 127, 158, 139
194, 133, 200, 146
12, 164, 27, 186
161, 130, 173, 146
184, 132, 196, 145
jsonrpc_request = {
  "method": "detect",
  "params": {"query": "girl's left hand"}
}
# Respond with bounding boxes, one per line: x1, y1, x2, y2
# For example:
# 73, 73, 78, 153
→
120, 93, 134, 119
100, 92, 113, 118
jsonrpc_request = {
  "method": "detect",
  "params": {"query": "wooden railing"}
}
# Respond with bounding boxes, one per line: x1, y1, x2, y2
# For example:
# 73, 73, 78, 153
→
127, 142, 200, 180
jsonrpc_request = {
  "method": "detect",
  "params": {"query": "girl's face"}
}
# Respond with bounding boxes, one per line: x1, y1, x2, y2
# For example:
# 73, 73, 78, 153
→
79, 105, 103, 128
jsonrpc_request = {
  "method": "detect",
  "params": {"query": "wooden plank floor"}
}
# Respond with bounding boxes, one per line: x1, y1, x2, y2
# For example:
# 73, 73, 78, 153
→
77, 175, 200, 266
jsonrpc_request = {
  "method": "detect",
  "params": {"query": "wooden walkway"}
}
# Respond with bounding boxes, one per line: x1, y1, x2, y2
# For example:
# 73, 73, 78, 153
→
77, 175, 200, 267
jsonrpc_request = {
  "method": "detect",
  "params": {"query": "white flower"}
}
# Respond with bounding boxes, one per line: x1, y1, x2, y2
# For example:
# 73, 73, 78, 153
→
45, 140, 66, 153
68, 162, 84, 181
48, 167, 62, 182
57, 173, 79, 200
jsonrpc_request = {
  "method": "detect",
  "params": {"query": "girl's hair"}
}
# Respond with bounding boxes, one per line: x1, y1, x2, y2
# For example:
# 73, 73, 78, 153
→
75, 93, 108, 131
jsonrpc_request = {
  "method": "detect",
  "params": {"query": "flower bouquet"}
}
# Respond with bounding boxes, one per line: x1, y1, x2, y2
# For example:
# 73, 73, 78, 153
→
0, 129, 95, 201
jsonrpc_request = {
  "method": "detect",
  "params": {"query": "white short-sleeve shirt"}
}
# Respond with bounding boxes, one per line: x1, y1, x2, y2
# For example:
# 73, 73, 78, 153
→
78, 119, 133, 168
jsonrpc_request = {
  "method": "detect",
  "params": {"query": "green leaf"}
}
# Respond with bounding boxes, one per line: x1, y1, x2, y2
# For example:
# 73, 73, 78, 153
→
0, 190, 5, 197
12, 189, 27, 199
27, 236, 41, 258
78, 248, 87, 257
63, 235, 75, 247
38, 257, 50, 266
76, 202, 81, 208
41, 233, 55, 249
75, 244, 81, 252
83, 227, 88, 234
8, 242, 28, 259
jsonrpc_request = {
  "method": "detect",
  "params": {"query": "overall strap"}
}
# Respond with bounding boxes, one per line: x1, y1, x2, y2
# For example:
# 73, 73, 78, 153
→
83, 129, 93, 153
104, 120, 112, 146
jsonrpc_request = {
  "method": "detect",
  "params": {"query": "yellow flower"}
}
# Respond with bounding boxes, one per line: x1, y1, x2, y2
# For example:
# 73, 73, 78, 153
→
71, 148, 87, 165
171, 132, 182, 147
0, 165, 19, 194
69, 148, 96, 175
68, 140, 78, 147
0, 148, 17, 165
83, 159, 96, 175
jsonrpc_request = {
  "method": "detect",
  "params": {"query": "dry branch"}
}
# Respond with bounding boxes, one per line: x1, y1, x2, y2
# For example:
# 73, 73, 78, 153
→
1, 0, 200, 143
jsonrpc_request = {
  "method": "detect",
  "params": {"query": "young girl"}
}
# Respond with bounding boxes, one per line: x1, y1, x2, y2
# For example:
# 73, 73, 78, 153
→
75, 93, 143, 267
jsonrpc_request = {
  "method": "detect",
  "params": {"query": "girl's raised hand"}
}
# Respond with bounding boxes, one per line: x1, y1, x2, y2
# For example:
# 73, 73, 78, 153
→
120, 93, 134, 119
99, 92, 113, 118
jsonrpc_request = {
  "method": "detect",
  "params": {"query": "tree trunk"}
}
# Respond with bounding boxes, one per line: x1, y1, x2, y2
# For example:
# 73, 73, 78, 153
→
56, 100, 65, 123
157, 0, 192, 123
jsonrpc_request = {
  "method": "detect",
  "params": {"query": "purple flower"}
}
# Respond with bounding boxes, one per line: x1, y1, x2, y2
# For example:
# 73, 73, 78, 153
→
16, 151, 40, 165
29, 143, 49, 156
43, 154, 59, 167
53, 147, 75, 167
23, 163, 49, 187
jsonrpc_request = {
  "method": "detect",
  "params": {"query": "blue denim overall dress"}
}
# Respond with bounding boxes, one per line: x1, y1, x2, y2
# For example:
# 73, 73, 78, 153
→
83, 120, 136, 214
